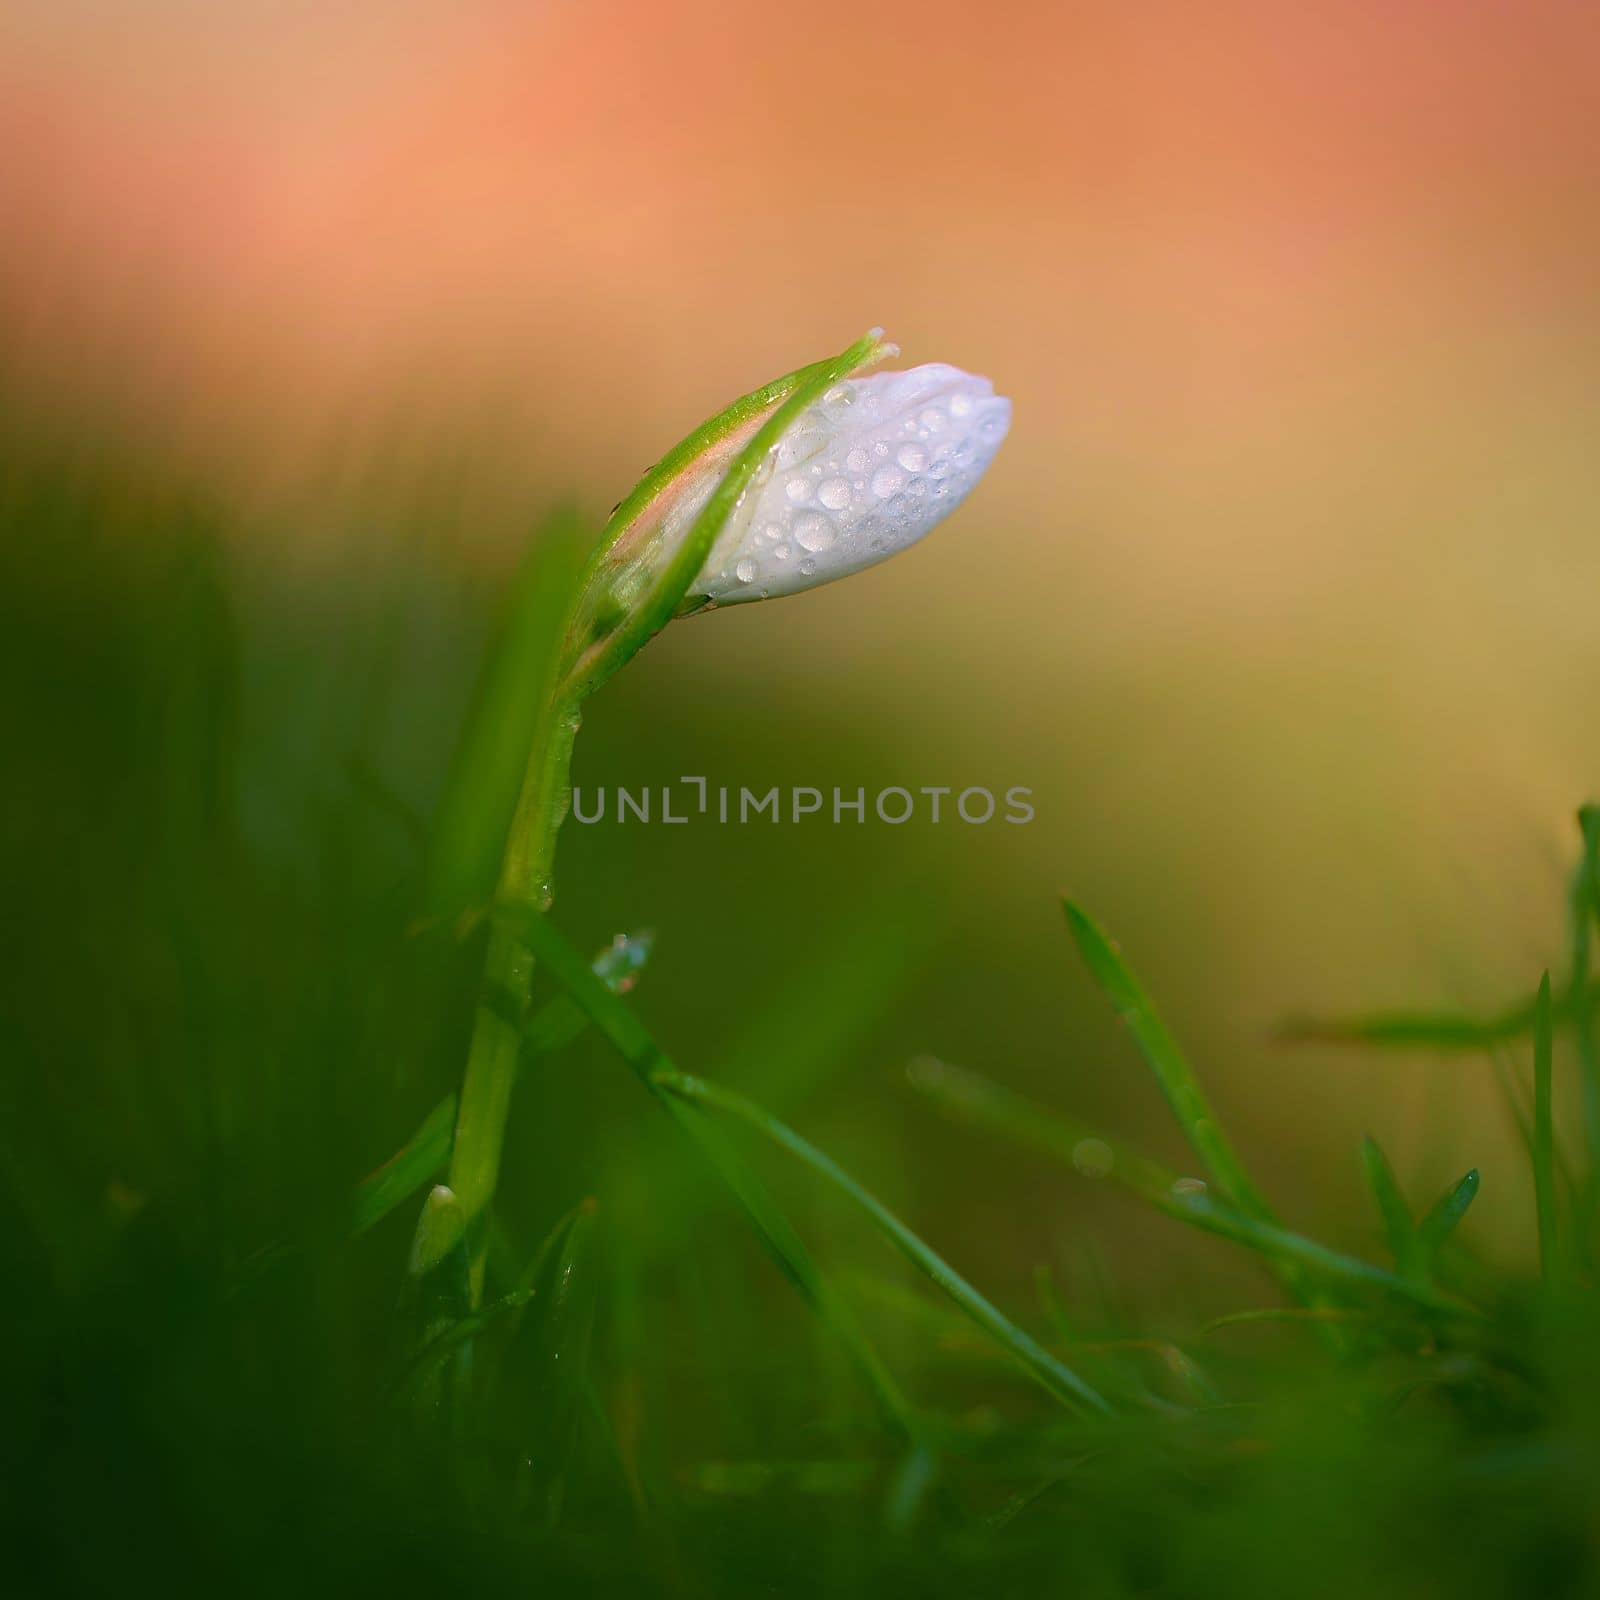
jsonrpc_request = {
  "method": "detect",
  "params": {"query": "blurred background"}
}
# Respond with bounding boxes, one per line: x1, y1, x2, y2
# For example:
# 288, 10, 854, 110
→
5, 0, 1599, 1327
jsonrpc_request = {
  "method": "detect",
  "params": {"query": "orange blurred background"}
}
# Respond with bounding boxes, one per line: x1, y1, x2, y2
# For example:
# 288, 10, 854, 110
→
6, 0, 1599, 1261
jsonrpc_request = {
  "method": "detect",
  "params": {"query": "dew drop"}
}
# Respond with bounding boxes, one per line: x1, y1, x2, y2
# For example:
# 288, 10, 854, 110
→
785, 478, 811, 504
772, 544, 791, 560
871, 464, 905, 499
949, 392, 973, 418
873, 440, 891, 457
798, 557, 818, 576
920, 407, 946, 432
1072, 1139, 1114, 1178
794, 513, 835, 553
896, 443, 927, 472
734, 558, 759, 585
818, 478, 851, 511
845, 446, 870, 473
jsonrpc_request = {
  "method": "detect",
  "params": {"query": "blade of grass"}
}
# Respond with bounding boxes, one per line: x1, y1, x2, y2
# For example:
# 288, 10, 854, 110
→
1279, 985, 1600, 1053
392, 1287, 535, 1397
352, 1094, 456, 1236
1534, 973, 1558, 1286
1064, 901, 1362, 1337
655, 1068, 1110, 1413
425, 507, 588, 920
1360, 1136, 1417, 1275
907, 1056, 1473, 1317
1414, 1169, 1480, 1271
908, 1055, 1180, 1206
1171, 1192, 1474, 1316
1062, 902, 1272, 1221
402, 1184, 473, 1427
621, 891, 942, 1261
498, 904, 915, 1437
515, 1198, 602, 1529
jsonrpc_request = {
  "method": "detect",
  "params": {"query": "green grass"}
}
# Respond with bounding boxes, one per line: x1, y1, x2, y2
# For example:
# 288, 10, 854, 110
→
4, 410, 1600, 1598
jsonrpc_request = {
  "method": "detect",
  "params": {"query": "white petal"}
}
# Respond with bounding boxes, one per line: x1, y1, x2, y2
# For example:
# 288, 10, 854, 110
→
690, 363, 1011, 605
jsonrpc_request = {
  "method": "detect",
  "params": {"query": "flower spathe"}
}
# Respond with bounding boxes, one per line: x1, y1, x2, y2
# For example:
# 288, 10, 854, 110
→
689, 362, 1011, 606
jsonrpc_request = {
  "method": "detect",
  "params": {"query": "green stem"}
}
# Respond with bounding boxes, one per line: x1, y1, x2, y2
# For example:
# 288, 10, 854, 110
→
446, 695, 581, 1295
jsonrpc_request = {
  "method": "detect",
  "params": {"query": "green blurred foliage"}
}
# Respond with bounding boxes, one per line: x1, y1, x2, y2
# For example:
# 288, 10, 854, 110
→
3, 405, 1600, 1598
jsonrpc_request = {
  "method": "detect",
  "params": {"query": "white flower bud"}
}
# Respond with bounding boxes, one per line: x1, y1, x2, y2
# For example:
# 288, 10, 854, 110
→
562, 335, 1009, 699
688, 363, 1010, 606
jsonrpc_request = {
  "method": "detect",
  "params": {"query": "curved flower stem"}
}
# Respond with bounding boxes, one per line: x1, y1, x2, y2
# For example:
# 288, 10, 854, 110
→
440, 332, 900, 1301
447, 693, 581, 1296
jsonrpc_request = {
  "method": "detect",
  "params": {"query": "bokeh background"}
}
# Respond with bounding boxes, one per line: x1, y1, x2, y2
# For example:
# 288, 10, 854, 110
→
5, 0, 1599, 1298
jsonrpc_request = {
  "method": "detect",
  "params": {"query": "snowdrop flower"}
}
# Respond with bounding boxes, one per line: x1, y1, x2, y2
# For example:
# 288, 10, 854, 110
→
564, 330, 1010, 696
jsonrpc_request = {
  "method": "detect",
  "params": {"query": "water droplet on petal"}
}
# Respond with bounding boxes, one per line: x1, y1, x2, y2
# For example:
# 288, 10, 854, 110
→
734, 557, 759, 585
818, 478, 851, 511
845, 447, 870, 473
794, 513, 835, 553
798, 557, 817, 576
785, 478, 811, 504
920, 408, 946, 432
871, 464, 905, 499
772, 544, 791, 560
896, 443, 927, 472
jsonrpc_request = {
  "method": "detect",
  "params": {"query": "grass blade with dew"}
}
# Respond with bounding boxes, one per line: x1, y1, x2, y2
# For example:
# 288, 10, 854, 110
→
392, 1286, 535, 1399
619, 890, 940, 1261
1534, 973, 1559, 1287
1062, 901, 1273, 1221
512, 1198, 601, 1529
654, 1069, 1110, 1413
497, 903, 915, 1437
906, 1057, 1472, 1317
1414, 1169, 1480, 1275
1360, 1135, 1418, 1276
1064, 902, 1375, 1334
